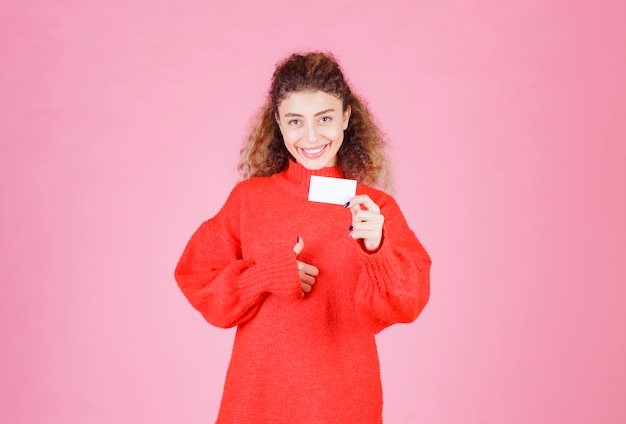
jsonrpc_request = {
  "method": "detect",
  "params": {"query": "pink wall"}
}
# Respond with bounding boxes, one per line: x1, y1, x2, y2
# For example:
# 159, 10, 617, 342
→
1, 1, 625, 423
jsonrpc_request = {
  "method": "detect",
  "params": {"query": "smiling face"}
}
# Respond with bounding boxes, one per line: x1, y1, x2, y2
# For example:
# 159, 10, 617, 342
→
276, 90, 351, 170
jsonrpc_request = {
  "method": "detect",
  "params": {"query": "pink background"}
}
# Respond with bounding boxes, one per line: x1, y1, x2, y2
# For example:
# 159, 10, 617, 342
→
1, 1, 625, 423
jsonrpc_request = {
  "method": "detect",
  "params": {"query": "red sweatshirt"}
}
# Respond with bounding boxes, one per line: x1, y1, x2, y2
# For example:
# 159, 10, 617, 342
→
175, 161, 431, 423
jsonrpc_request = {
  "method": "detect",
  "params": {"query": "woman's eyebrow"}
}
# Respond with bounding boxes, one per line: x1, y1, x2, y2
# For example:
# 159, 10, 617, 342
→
314, 108, 335, 117
283, 109, 335, 118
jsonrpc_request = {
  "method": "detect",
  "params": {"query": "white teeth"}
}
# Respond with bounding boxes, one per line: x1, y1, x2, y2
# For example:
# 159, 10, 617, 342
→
302, 146, 325, 154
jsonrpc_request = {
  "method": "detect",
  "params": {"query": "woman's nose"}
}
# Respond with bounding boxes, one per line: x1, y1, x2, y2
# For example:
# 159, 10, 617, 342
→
304, 123, 318, 143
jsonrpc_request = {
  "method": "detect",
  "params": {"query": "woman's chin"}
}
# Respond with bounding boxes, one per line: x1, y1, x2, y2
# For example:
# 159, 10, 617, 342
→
298, 158, 333, 170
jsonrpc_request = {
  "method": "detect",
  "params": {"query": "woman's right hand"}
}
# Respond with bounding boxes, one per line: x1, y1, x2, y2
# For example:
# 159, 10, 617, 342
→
293, 236, 319, 295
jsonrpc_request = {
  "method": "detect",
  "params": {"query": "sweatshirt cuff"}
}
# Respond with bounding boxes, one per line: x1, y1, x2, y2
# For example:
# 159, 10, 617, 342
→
358, 242, 414, 295
237, 250, 302, 300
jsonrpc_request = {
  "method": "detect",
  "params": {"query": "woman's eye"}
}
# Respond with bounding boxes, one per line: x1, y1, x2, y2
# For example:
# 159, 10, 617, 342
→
320, 116, 331, 123
288, 119, 301, 126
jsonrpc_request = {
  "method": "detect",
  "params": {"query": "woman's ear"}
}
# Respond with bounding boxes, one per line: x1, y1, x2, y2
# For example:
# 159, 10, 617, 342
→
343, 105, 352, 130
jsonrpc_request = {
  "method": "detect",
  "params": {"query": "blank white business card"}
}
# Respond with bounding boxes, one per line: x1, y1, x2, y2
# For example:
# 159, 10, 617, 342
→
308, 175, 357, 205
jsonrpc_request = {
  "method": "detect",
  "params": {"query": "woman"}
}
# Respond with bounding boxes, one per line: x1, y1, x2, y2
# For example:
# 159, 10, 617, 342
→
175, 52, 431, 423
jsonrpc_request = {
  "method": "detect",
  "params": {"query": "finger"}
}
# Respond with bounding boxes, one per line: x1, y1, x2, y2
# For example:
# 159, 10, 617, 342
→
349, 229, 382, 252
298, 261, 319, 276
349, 212, 384, 239
297, 260, 319, 282
349, 228, 382, 241
346, 195, 380, 214
300, 272, 316, 286
352, 209, 385, 224
293, 235, 304, 255
299, 268, 316, 285
302, 282, 313, 293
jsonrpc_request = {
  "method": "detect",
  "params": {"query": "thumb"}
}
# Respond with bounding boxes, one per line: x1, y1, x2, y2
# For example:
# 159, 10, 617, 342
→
293, 235, 304, 256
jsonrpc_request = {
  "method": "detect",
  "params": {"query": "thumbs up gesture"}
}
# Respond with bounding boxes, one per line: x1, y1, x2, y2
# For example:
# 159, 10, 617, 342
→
293, 236, 319, 295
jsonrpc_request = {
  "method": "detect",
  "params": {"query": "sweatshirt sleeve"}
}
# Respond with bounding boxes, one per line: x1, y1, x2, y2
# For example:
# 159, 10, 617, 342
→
174, 186, 302, 329
353, 193, 431, 334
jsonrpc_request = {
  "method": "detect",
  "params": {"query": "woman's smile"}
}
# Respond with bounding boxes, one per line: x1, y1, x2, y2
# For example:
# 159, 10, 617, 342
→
300, 144, 328, 158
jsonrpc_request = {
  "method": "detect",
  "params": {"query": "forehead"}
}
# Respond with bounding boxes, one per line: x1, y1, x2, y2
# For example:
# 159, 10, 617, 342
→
278, 90, 343, 112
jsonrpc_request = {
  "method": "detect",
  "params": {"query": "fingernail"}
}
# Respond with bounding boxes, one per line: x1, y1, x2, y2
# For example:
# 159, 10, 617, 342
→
343, 201, 350, 208
348, 225, 353, 231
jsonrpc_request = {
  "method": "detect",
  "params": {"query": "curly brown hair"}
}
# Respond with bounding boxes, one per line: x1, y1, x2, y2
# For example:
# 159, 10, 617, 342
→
238, 52, 393, 190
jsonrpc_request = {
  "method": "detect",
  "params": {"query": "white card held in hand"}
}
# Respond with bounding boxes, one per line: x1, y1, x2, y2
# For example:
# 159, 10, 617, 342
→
308, 175, 357, 205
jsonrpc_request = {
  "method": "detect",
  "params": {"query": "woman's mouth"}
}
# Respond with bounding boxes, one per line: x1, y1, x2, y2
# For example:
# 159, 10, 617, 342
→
300, 144, 328, 159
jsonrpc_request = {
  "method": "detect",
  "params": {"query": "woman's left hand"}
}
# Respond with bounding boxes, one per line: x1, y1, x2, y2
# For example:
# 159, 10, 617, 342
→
346, 195, 385, 252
